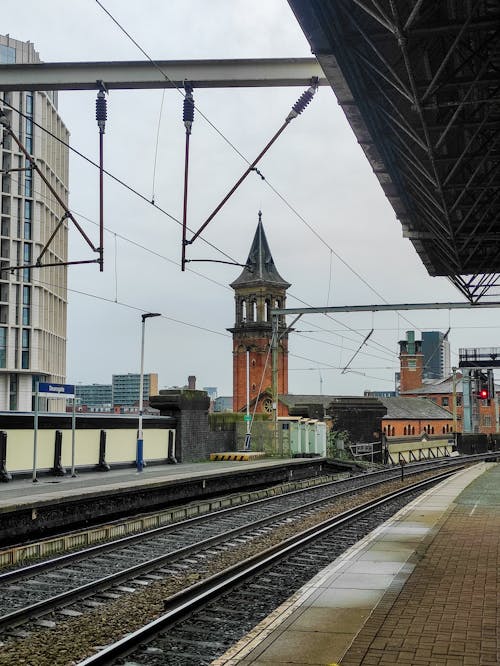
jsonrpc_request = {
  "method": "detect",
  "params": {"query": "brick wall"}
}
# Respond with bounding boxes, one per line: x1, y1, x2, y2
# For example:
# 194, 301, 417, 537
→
399, 352, 424, 392
150, 390, 209, 462
403, 390, 500, 435
328, 397, 386, 442
151, 389, 238, 461
232, 334, 288, 412
382, 417, 454, 437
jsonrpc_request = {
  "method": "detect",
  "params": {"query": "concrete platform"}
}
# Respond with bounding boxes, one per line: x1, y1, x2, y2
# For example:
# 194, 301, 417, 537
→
0, 457, 328, 544
0, 459, 288, 509
213, 462, 498, 666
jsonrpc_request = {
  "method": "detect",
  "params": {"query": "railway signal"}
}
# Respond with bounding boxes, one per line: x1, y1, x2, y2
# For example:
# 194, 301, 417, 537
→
474, 369, 494, 401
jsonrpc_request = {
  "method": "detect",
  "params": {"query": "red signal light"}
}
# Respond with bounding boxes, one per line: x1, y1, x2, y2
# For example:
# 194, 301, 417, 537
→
479, 388, 489, 399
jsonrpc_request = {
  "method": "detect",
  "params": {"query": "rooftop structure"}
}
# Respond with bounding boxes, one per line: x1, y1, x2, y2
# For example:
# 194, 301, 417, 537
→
380, 396, 453, 420
288, 1, 500, 302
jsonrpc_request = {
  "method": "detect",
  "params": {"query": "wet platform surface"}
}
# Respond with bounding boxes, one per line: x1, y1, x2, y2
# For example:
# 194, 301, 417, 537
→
214, 462, 499, 666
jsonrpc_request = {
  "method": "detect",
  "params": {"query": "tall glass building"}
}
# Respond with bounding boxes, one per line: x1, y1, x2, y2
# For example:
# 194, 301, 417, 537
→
422, 331, 451, 380
0, 35, 69, 410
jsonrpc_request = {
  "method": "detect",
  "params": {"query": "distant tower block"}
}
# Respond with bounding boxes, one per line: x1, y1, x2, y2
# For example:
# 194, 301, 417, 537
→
228, 212, 290, 414
188, 375, 196, 390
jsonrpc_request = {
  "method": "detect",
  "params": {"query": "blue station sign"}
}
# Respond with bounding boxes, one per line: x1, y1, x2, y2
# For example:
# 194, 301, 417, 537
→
38, 382, 75, 398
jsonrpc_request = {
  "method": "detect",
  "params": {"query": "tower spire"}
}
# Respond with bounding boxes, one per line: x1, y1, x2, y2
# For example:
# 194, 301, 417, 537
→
230, 211, 290, 289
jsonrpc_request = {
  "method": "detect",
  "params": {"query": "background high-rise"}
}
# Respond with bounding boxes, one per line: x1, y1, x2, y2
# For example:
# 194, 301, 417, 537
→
0, 35, 69, 410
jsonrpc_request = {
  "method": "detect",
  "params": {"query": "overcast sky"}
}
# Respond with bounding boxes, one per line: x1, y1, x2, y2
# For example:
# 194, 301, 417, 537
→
3, 1, 499, 397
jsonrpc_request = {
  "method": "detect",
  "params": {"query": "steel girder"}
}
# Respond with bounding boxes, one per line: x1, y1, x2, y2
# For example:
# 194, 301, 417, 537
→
288, 0, 500, 302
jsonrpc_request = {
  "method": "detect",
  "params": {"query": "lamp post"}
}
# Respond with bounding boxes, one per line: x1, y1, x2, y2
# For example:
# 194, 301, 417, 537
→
244, 347, 251, 450
137, 312, 161, 472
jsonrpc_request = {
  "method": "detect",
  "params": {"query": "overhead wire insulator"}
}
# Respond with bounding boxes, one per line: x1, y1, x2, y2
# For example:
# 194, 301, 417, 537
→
188, 78, 319, 249
181, 83, 195, 270
96, 90, 107, 134
95, 86, 108, 271
286, 78, 319, 122
183, 87, 195, 135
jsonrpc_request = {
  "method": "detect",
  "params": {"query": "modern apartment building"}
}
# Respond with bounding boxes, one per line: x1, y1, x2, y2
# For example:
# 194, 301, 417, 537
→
0, 35, 69, 410
75, 383, 112, 411
112, 373, 159, 408
422, 331, 451, 380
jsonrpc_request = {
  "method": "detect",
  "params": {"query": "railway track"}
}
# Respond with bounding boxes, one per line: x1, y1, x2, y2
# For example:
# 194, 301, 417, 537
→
78, 469, 458, 665
1, 456, 468, 572
0, 459, 483, 665
0, 461, 468, 620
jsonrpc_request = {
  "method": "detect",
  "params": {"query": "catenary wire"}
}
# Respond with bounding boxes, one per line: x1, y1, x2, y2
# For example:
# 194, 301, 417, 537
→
89, 214, 404, 358
92, 0, 423, 332
17, 171, 402, 364
295, 332, 396, 363
0, 96, 240, 267
7, 173, 461, 376
2, 94, 461, 374
2, 79, 420, 339
287, 292, 399, 357
33, 276, 229, 338
81, 204, 418, 363
5, 173, 232, 292
288, 352, 393, 384
3, 170, 425, 381
151, 89, 166, 204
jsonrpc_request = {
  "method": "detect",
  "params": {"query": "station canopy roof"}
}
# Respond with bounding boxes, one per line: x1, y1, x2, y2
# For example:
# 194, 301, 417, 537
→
288, 0, 500, 302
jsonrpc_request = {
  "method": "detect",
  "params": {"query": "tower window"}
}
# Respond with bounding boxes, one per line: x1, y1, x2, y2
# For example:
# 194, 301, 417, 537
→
265, 299, 270, 321
252, 300, 257, 322
241, 299, 247, 322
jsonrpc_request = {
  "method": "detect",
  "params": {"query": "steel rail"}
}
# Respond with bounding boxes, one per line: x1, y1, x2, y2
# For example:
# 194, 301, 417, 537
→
78, 468, 462, 665
0, 461, 466, 631
0, 457, 462, 583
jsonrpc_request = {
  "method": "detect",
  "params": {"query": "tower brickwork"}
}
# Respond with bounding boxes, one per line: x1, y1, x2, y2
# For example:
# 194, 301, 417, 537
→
399, 330, 424, 393
229, 213, 290, 414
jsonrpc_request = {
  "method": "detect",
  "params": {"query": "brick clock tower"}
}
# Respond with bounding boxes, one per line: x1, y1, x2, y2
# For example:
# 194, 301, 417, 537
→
229, 213, 290, 415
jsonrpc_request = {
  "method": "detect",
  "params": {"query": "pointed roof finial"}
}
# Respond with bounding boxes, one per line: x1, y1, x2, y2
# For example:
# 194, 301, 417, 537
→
230, 211, 290, 289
